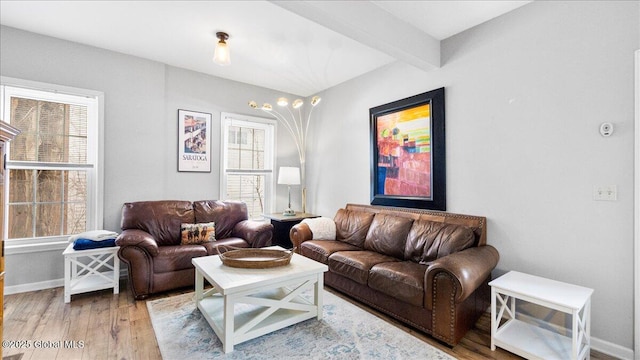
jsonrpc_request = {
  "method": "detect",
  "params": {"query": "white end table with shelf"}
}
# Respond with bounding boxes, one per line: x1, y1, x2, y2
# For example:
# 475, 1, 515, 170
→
63, 243, 120, 303
490, 271, 593, 360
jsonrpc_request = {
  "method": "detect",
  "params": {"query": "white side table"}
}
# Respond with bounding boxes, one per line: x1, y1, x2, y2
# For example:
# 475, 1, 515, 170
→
490, 271, 593, 360
63, 243, 120, 303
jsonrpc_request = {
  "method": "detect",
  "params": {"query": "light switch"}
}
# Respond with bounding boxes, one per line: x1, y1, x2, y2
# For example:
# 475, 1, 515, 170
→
593, 185, 617, 201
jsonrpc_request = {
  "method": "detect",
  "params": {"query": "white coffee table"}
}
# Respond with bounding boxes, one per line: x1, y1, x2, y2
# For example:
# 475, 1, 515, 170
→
490, 271, 593, 360
192, 247, 328, 353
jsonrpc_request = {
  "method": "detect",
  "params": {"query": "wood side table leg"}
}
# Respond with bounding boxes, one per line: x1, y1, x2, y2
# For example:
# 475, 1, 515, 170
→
510, 294, 516, 320
113, 251, 120, 295
194, 268, 204, 302
223, 295, 234, 353
315, 272, 324, 320
579, 299, 592, 360
64, 255, 71, 303
572, 306, 578, 360
586, 299, 591, 360
490, 287, 496, 351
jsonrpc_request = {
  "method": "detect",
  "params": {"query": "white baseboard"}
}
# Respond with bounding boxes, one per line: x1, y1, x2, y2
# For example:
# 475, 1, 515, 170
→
5, 278, 64, 295
591, 337, 634, 360
4, 269, 127, 296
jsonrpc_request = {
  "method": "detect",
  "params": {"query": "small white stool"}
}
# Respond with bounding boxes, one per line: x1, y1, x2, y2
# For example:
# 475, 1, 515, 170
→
63, 243, 120, 303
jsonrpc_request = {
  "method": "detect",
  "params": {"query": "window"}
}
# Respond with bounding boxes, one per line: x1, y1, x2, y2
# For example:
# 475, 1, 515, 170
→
221, 113, 275, 219
1, 81, 102, 245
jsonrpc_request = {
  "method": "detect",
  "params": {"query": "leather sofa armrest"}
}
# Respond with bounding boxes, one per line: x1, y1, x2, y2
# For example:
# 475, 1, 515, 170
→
115, 229, 160, 256
290, 223, 313, 253
425, 245, 499, 306
232, 220, 274, 248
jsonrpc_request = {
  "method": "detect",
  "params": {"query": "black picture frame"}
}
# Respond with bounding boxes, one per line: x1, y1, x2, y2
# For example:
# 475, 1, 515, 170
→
370, 87, 445, 210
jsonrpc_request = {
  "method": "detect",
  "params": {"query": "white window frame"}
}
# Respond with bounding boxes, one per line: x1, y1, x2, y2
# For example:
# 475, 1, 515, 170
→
220, 112, 276, 219
0, 76, 104, 252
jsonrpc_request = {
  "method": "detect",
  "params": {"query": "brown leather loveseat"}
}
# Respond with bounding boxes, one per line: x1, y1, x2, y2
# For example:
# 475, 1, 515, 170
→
290, 204, 499, 346
116, 200, 273, 299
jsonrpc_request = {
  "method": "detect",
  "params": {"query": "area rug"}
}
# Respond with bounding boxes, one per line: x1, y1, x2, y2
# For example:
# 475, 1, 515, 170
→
147, 289, 455, 360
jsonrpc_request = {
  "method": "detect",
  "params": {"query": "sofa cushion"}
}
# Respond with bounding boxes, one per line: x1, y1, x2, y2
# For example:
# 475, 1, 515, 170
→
180, 222, 216, 245
334, 209, 375, 248
193, 200, 248, 239
363, 214, 414, 259
328, 250, 398, 285
153, 245, 207, 273
301, 240, 361, 264
404, 219, 475, 263
121, 200, 194, 246
369, 261, 428, 307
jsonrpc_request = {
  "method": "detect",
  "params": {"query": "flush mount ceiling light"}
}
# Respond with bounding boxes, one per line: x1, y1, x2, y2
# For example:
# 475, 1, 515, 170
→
213, 31, 230, 66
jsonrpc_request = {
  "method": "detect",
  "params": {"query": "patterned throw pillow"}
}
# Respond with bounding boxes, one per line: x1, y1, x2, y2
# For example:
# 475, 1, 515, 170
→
180, 222, 216, 245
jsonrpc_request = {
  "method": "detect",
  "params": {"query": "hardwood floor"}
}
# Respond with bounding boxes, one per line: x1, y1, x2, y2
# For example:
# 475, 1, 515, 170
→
3, 279, 617, 360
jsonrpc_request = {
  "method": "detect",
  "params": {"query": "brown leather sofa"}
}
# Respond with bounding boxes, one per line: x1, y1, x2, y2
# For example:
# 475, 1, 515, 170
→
290, 204, 499, 346
116, 200, 273, 299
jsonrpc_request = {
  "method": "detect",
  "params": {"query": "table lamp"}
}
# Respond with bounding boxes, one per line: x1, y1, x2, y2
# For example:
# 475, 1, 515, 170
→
278, 166, 300, 216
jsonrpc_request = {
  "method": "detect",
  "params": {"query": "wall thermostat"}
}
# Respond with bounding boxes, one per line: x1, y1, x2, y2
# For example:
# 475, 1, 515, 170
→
600, 122, 613, 137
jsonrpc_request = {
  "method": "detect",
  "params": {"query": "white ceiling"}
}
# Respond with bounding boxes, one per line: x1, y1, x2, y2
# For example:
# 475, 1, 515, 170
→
0, 1, 531, 97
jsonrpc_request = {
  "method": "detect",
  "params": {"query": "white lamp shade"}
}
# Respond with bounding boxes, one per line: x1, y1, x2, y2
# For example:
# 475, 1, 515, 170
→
278, 167, 300, 185
213, 41, 230, 66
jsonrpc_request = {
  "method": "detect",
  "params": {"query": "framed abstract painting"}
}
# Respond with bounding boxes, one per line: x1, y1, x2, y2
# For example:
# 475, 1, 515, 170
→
370, 87, 445, 210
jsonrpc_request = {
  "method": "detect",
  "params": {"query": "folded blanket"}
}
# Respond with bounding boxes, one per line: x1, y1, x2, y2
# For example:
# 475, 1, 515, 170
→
301, 217, 336, 240
73, 238, 117, 250
68, 230, 119, 243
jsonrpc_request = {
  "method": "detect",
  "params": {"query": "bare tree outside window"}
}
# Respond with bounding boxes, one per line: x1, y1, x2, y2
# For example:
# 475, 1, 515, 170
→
7, 97, 89, 240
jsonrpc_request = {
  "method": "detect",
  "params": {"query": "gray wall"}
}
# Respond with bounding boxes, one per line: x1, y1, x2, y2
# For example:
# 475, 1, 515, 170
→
0, 25, 299, 287
305, 1, 638, 351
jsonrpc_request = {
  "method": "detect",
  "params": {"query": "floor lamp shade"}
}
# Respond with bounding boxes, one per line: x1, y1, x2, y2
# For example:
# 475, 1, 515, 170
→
278, 167, 300, 216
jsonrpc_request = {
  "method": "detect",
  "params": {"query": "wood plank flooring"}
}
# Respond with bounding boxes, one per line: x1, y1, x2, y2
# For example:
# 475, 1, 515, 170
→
3, 279, 617, 360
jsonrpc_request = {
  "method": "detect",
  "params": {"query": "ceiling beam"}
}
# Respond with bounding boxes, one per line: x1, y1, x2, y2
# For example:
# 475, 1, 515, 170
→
271, 0, 440, 71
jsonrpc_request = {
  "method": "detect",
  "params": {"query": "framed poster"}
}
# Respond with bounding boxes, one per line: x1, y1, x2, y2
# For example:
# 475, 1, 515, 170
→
178, 109, 212, 172
370, 87, 445, 210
